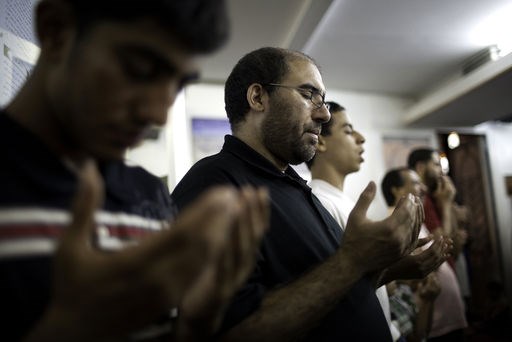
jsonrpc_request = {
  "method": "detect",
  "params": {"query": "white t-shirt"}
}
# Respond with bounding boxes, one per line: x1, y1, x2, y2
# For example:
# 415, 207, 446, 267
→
309, 179, 402, 341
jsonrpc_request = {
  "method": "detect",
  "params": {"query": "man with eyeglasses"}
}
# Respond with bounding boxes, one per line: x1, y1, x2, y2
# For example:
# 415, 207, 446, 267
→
172, 47, 423, 340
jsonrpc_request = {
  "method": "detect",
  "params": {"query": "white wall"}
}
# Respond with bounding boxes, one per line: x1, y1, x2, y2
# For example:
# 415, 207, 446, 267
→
475, 121, 512, 308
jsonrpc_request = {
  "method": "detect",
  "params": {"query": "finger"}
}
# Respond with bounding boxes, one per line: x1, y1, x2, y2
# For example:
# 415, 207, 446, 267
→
60, 159, 104, 251
426, 237, 447, 267
413, 195, 423, 242
234, 187, 256, 268
443, 237, 454, 257
234, 187, 268, 277
418, 196, 425, 224
146, 187, 240, 284
391, 193, 414, 224
157, 187, 240, 256
232, 188, 260, 283
416, 235, 433, 248
350, 181, 376, 220
255, 187, 270, 237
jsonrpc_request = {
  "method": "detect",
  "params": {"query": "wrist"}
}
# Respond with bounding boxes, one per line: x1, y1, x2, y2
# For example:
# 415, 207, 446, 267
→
337, 247, 366, 280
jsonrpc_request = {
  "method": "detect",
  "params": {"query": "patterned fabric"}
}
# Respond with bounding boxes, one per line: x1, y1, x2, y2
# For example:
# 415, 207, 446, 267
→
389, 284, 417, 337
0, 111, 175, 341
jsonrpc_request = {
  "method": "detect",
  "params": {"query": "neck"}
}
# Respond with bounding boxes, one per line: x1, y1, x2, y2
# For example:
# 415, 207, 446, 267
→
6, 64, 85, 163
233, 119, 288, 172
310, 163, 346, 191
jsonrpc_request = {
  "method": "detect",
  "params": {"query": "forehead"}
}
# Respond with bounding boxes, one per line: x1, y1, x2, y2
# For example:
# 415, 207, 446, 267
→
85, 19, 199, 75
282, 57, 325, 91
331, 110, 350, 126
408, 170, 421, 181
403, 170, 420, 183
429, 152, 440, 162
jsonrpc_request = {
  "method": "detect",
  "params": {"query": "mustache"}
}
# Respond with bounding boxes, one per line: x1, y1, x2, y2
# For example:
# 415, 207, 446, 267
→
305, 124, 322, 135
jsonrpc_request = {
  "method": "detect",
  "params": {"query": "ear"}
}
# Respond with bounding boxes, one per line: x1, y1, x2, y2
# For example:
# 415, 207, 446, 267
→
246, 83, 266, 112
390, 186, 402, 204
35, 0, 76, 62
316, 135, 328, 153
415, 162, 426, 179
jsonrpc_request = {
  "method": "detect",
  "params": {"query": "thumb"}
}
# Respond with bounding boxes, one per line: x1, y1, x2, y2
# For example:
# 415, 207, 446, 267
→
60, 159, 104, 250
416, 235, 433, 248
350, 181, 376, 219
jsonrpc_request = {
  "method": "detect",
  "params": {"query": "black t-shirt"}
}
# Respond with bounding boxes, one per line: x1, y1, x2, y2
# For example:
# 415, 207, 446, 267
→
0, 111, 174, 340
172, 135, 392, 341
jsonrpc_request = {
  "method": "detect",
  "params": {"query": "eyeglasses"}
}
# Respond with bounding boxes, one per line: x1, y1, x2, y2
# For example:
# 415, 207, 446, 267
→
265, 83, 328, 109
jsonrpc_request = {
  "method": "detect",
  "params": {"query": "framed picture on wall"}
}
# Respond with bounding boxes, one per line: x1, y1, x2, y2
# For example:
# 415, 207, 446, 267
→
381, 135, 432, 169
191, 118, 231, 162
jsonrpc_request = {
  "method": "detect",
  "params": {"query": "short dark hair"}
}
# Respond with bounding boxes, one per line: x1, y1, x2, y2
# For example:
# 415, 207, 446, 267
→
407, 147, 435, 170
305, 101, 345, 169
62, 0, 229, 53
381, 167, 408, 206
224, 47, 317, 128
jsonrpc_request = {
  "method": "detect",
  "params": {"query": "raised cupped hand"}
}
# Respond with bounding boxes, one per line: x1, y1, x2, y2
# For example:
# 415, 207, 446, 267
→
28, 160, 269, 341
342, 181, 423, 275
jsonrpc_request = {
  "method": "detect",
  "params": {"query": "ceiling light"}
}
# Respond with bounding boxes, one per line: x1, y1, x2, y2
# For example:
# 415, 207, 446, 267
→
447, 131, 460, 149
439, 153, 450, 175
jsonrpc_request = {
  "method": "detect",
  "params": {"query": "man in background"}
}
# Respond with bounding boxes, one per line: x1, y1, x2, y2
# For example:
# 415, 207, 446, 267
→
381, 167, 442, 342
408, 148, 468, 341
307, 102, 448, 341
0, 0, 269, 340
172, 47, 424, 341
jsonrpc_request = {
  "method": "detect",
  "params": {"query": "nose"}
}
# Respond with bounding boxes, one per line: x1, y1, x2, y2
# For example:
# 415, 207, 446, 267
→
355, 130, 365, 144
313, 103, 331, 123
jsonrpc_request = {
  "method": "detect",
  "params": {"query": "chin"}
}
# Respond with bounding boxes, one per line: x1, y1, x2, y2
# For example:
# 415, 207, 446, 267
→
91, 147, 126, 162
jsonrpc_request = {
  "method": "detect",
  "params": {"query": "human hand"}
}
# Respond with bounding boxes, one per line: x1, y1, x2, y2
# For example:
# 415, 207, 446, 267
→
341, 181, 423, 275
27, 160, 267, 341
177, 186, 270, 338
433, 175, 456, 206
417, 273, 441, 301
455, 228, 468, 245
385, 235, 452, 280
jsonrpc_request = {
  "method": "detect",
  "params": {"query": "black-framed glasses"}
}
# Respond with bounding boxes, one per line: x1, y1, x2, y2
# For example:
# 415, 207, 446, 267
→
265, 83, 328, 109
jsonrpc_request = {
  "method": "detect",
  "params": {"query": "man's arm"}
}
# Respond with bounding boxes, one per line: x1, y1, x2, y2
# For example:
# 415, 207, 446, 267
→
24, 161, 269, 341
410, 274, 440, 342
433, 175, 456, 237
221, 182, 423, 341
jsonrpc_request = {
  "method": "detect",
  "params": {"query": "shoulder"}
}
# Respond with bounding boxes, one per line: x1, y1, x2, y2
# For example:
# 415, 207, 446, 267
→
107, 161, 166, 190
172, 152, 243, 210
103, 161, 173, 218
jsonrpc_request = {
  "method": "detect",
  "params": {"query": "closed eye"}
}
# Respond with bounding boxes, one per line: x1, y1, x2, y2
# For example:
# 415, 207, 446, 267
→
115, 45, 182, 83
343, 124, 354, 134
296, 87, 315, 99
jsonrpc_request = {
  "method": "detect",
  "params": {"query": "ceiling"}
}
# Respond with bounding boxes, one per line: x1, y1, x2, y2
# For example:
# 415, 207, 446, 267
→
198, 0, 512, 128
